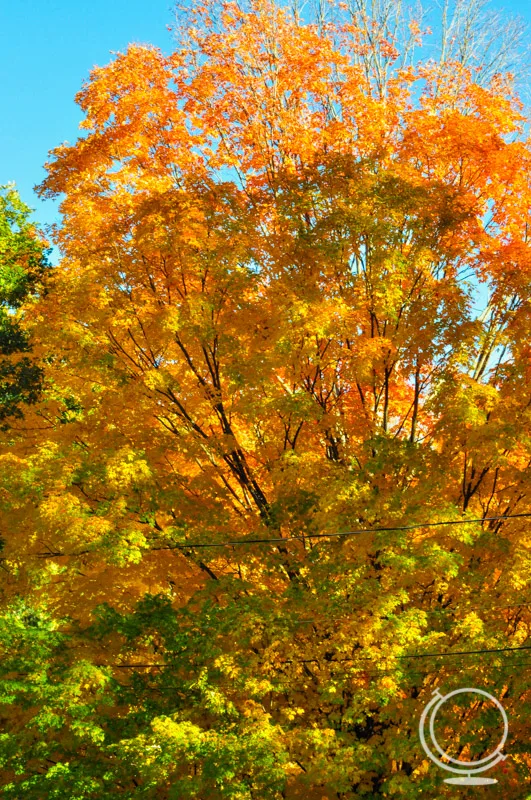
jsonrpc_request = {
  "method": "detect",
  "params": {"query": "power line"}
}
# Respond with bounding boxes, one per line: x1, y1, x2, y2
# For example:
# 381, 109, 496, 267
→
267, 642, 531, 666
78, 640, 531, 671
396, 643, 531, 660
22, 512, 531, 558
103, 659, 531, 690
7, 659, 531, 692
159, 512, 531, 549
7, 659, 531, 694
272, 599, 531, 627
341, 658, 531, 680
4, 516, 531, 667
6, 645, 531, 678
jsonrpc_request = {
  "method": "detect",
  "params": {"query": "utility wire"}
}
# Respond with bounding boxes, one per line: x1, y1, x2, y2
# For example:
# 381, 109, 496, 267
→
396, 643, 531, 660
264, 642, 531, 666
114, 658, 531, 686
286, 601, 531, 625
22, 512, 531, 559
3, 515, 531, 670
6, 659, 531, 687
7, 659, 531, 693
157, 512, 531, 549
79, 640, 531, 671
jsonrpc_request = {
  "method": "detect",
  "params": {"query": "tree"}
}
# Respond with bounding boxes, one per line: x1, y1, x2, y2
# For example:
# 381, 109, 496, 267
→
1, 0, 531, 796
298, 0, 531, 96
0, 185, 49, 427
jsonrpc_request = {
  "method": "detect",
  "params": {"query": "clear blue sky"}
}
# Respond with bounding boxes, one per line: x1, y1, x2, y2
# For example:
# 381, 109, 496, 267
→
0, 0, 174, 239
1, 0, 530, 251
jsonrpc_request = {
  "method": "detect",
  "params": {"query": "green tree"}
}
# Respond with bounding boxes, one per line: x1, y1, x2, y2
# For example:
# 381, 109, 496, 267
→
0, 185, 50, 426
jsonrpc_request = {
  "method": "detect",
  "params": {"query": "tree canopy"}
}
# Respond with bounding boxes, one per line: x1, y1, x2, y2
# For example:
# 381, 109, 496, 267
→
1, 0, 531, 797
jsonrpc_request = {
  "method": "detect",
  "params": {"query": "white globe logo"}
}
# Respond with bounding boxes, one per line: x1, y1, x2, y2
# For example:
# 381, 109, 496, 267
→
419, 687, 508, 785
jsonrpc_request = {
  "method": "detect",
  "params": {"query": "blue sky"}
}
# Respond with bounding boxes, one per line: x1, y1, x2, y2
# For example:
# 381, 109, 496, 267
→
0, 0, 174, 237
1, 0, 530, 250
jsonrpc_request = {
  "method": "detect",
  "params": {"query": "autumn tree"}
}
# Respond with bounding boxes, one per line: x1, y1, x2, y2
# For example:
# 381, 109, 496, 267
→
1, 0, 531, 797
299, 0, 531, 95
